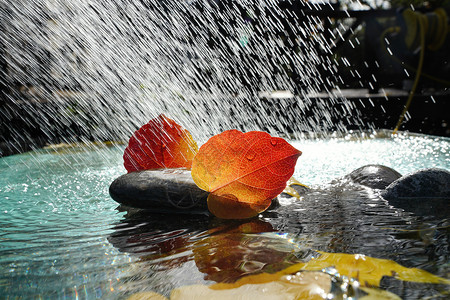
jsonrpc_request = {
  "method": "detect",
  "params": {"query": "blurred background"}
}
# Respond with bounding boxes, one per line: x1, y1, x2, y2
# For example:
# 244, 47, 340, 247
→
1, 0, 450, 157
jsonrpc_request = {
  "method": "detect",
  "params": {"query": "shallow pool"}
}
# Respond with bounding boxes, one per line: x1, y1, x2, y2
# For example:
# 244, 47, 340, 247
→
0, 132, 449, 299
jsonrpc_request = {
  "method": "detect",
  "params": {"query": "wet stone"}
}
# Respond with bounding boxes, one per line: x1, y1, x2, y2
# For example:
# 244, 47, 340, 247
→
382, 168, 450, 199
109, 169, 209, 213
381, 168, 450, 218
109, 166, 449, 218
344, 164, 402, 190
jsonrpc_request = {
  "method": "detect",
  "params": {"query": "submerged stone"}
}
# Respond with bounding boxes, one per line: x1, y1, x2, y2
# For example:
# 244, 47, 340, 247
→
344, 164, 402, 189
109, 169, 209, 213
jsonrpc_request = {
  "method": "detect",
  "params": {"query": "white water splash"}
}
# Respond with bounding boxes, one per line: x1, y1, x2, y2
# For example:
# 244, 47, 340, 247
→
1, 0, 364, 146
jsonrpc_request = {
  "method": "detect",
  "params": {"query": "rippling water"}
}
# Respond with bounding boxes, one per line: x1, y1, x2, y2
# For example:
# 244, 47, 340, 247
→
0, 133, 449, 299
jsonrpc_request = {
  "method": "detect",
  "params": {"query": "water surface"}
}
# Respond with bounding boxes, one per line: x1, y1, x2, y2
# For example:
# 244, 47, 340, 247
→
0, 133, 449, 298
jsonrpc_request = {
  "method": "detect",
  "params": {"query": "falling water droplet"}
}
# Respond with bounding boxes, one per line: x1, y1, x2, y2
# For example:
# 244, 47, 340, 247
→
0, 0, 375, 150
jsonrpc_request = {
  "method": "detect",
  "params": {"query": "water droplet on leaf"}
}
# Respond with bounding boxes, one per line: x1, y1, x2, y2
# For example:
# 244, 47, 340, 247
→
245, 151, 256, 161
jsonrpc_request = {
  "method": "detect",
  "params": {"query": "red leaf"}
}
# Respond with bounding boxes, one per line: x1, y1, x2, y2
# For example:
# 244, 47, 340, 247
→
191, 130, 301, 219
123, 114, 198, 172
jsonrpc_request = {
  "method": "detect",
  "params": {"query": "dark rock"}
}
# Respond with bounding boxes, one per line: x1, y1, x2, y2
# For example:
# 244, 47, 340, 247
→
109, 166, 449, 218
344, 164, 402, 189
109, 169, 209, 213
382, 168, 450, 199
381, 168, 450, 218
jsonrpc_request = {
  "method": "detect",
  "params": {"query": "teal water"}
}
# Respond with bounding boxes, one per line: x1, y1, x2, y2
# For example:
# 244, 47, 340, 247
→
0, 133, 449, 299
0, 144, 130, 298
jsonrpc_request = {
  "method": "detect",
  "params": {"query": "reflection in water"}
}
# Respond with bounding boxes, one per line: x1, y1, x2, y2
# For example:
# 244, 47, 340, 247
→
109, 182, 449, 298
192, 221, 313, 283
108, 209, 311, 296
268, 185, 449, 274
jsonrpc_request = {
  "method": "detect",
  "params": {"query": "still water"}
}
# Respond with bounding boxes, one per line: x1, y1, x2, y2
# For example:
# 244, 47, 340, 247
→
0, 132, 449, 299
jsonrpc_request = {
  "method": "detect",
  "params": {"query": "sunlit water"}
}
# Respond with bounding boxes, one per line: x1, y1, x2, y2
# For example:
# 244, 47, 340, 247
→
0, 133, 449, 299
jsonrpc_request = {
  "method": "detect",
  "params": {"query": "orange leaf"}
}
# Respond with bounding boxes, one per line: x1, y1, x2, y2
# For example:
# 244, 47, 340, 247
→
191, 130, 301, 219
123, 114, 198, 172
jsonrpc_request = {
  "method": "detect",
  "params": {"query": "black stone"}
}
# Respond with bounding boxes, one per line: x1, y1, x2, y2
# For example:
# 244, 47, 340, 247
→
382, 168, 450, 199
109, 166, 449, 219
381, 168, 450, 218
344, 164, 402, 189
109, 169, 209, 213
